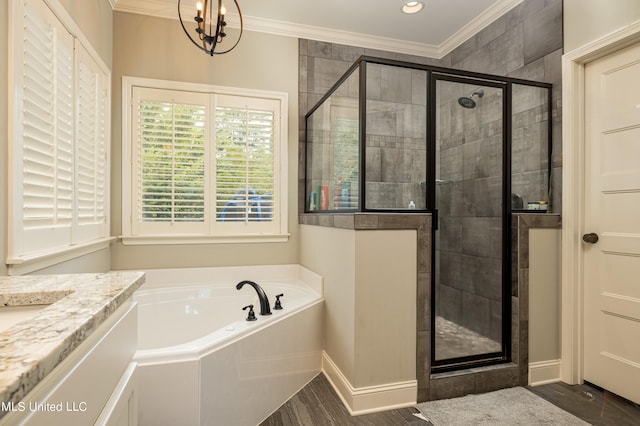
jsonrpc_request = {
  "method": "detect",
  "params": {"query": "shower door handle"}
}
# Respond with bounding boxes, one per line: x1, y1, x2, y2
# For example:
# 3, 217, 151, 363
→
582, 233, 599, 244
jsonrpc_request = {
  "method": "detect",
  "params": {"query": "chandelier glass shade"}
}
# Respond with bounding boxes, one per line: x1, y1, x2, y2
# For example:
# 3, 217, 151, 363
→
178, 0, 243, 56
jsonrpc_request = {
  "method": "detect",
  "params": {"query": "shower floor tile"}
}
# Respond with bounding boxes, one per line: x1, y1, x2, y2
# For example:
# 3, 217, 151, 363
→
434, 316, 501, 360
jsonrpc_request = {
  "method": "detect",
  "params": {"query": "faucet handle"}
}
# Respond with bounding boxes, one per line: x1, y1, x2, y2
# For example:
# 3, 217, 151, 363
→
274, 293, 284, 310
242, 304, 257, 321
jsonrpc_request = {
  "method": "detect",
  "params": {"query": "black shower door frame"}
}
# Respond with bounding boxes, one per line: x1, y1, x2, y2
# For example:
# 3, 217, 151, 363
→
303, 55, 553, 373
428, 72, 512, 373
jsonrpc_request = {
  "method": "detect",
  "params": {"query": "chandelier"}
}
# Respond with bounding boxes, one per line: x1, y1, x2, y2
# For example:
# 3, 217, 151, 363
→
178, 0, 243, 56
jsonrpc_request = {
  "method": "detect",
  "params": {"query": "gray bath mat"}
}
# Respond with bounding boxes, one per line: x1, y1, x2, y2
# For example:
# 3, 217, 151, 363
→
415, 386, 589, 425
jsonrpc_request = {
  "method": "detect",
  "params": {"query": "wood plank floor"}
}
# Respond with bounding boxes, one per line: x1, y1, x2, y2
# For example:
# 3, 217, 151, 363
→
261, 374, 640, 425
528, 381, 640, 426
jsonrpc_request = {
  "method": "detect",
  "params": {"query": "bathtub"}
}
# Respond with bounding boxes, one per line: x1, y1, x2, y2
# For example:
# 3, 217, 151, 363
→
131, 265, 323, 426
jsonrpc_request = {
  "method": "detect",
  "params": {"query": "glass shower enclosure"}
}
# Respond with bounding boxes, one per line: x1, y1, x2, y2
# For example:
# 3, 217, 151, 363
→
304, 56, 552, 373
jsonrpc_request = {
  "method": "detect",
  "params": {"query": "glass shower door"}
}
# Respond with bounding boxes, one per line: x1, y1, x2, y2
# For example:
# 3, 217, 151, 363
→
432, 76, 509, 369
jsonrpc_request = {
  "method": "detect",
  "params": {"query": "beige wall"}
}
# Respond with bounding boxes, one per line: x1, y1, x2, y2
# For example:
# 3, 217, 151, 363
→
529, 228, 561, 363
300, 225, 416, 388
1, 0, 9, 276
354, 230, 416, 387
58, 0, 113, 67
110, 12, 299, 270
30, 248, 112, 275
1, 0, 112, 276
2, 6, 298, 275
300, 225, 356, 380
564, 0, 640, 51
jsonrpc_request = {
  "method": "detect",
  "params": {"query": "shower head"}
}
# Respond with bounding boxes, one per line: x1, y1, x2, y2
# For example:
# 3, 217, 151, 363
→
457, 90, 484, 109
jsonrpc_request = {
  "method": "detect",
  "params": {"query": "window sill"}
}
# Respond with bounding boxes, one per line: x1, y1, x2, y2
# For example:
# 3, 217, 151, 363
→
119, 234, 290, 245
6, 237, 115, 276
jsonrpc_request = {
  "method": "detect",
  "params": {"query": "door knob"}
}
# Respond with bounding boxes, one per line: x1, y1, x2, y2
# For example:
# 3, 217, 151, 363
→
582, 233, 599, 244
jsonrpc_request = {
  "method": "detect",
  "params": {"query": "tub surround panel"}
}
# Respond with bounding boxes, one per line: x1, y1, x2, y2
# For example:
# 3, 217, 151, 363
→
134, 281, 321, 363
137, 263, 323, 295
0, 271, 144, 416
201, 302, 323, 425
137, 360, 199, 426
133, 264, 323, 426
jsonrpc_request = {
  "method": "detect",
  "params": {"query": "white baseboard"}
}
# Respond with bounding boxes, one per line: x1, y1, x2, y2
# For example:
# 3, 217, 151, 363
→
321, 351, 417, 415
529, 360, 561, 386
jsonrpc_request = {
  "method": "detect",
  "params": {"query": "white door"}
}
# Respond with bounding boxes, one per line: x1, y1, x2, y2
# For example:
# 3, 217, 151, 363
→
584, 42, 640, 404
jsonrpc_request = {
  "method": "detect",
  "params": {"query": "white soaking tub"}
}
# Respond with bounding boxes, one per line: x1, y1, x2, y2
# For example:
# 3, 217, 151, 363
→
131, 265, 323, 426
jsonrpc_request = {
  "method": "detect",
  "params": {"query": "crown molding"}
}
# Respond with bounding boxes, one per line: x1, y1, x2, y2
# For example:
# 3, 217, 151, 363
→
113, 0, 176, 17
438, 0, 524, 57
243, 15, 441, 58
112, 0, 523, 59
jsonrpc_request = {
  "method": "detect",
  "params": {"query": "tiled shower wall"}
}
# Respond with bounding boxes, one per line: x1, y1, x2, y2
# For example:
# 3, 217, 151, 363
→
365, 64, 428, 210
512, 85, 552, 208
299, 0, 562, 401
299, 0, 562, 214
298, 41, 444, 216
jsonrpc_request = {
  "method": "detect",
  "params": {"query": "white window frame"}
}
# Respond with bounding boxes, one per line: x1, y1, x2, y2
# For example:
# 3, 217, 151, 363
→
121, 77, 289, 244
6, 0, 112, 275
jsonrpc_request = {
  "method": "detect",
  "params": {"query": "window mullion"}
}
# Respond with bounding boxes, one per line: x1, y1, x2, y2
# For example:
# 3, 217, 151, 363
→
171, 102, 176, 225
208, 95, 216, 235
244, 106, 249, 224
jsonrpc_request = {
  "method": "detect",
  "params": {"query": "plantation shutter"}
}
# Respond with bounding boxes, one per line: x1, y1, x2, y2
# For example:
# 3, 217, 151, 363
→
19, 0, 74, 254
125, 83, 285, 240
215, 95, 276, 225
75, 41, 108, 241
132, 88, 208, 235
8, 0, 112, 268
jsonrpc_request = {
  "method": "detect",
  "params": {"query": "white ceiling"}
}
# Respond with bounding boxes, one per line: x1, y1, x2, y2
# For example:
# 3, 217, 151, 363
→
113, 0, 523, 58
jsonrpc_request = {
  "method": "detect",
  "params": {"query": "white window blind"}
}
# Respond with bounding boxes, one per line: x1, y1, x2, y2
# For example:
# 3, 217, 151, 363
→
9, 0, 110, 264
215, 96, 275, 224
139, 101, 206, 223
18, 0, 75, 254
75, 43, 108, 241
124, 81, 287, 242
132, 88, 208, 235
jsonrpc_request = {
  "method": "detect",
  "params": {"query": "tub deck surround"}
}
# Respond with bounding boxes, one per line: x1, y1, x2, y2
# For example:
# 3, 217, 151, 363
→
0, 271, 145, 413
132, 264, 323, 426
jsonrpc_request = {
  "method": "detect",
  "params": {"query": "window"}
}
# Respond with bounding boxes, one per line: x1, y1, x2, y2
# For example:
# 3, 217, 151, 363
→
122, 78, 288, 243
7, 0, 110, 273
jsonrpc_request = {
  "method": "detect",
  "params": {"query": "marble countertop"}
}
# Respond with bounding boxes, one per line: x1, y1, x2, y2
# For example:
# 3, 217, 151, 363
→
0, 271, 145, 412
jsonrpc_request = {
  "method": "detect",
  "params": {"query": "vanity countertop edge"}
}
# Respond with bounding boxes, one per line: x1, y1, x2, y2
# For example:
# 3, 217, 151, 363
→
0, 271, 145, 409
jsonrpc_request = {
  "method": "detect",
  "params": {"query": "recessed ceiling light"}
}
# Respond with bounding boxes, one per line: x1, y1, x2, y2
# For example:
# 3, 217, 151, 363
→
402, 1, 424, 14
